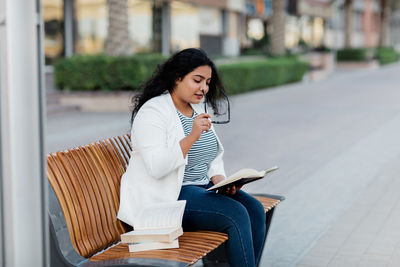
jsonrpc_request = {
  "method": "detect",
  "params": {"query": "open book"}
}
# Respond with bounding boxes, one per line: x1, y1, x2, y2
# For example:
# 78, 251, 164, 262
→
121, 200, 186, 252
207, 166, 279, 191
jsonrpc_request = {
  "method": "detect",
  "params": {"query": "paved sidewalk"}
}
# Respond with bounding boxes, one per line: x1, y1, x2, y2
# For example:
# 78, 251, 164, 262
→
46, 111, 131, 154
298, 154, 400, 267
210, 64, 400, 266
250, 64, 400, 267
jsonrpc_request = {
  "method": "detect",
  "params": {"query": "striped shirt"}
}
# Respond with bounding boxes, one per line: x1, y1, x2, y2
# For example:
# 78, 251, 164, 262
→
177, 109, 218, 186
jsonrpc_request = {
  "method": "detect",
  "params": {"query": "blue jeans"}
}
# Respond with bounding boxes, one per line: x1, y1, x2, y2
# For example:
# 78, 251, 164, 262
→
178, 182, 266, 267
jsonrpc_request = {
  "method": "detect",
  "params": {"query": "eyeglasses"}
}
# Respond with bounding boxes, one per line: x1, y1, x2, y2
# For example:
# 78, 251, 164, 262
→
203, 90, 230, 124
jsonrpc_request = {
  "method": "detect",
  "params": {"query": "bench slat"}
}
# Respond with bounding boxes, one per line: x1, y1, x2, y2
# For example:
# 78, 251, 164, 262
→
253, 196, 281, 211
79, 146, 121, 246
69, 149, 108, 249
48, 153, 94, 257
73, 147, 119, 249
61, 150, 104, 253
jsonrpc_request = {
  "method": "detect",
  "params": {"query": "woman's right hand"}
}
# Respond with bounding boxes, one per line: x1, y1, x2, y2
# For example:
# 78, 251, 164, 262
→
180, 113, 211, 158
189, 113, 212, 141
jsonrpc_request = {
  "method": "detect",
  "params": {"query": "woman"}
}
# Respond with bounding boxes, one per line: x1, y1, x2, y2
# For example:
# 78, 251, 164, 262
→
117, 48, 266, 267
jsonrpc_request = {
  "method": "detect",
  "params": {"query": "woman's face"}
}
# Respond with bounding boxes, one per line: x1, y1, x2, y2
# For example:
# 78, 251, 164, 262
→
173, 65, 212, 105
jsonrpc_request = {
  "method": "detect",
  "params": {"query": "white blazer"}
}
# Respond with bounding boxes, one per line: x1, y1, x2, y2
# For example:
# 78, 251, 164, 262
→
117, 92, 226, 227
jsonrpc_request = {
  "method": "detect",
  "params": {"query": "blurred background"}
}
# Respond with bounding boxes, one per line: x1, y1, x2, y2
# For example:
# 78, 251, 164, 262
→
42, 0, 400, 64
43, 0, 400, 153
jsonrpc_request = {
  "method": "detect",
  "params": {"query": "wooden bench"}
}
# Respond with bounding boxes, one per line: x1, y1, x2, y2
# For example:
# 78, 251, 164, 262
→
47, 134, 284, 266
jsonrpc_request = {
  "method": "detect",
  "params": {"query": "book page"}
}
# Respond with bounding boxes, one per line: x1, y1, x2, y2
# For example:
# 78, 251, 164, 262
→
228, 168, 264, 180
124, 228, 181, 236
211, 168, 264, 189
128, 239, 179, 252
207, 166, 278, 191
134, 200, 186, 230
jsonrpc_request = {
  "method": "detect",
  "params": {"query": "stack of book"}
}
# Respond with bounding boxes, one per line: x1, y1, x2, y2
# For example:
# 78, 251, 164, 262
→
121, 200, 186, 252
121, 226, 183, 252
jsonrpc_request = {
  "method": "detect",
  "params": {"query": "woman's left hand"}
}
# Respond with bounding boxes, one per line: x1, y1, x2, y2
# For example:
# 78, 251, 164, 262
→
211, 175, 242, 196
219, 184, 242, 196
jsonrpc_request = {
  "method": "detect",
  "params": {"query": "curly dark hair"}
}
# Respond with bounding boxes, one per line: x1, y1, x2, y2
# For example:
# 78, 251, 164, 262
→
130, 48, 227, 124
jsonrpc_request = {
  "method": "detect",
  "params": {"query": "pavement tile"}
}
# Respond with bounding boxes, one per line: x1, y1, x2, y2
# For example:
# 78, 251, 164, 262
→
388, 255, 400, 267
310, 233, 346, 249
306, 245, 339, 256
298, 255, 333, 267
379, 231, 400, 240
388, 260, 400, 267
327, 255, 361, 267
365, 237, 399, 256
327, 208, 367, 234
336, 241, 370, 256
357, 254, 390, 267
390, 242, 400, 256
351, 219, 387, 236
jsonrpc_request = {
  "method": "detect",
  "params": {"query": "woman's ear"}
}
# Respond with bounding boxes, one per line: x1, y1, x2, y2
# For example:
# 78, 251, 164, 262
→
174, 77, 182, 88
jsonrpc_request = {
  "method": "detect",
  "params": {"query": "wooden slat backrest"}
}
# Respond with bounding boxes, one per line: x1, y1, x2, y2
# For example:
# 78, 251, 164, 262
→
47, 134, 132, 258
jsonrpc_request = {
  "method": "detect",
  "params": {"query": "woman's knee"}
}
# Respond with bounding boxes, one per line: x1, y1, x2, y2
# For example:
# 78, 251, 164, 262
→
222, 201, 252, 233
236, 193, 266, 222
253, 199, 266, 222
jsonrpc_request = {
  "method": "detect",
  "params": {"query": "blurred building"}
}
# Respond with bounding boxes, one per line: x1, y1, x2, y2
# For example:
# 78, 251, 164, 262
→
244, 0, 271, 46
243, 0, 332, 51
42, 0, 252, 65
286, 0, 384, 50
390, 0, 400, 50
286, 0, 334, 49
43, 0, 64, 64
42, 0, 396, 66
330, 0, 381, 49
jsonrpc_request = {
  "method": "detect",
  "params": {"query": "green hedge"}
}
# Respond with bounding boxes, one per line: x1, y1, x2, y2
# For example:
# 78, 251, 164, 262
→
241, 48, 268, 56
54, 54, 166, 91
54, 54, 308, 93
218, 58, 309, 95
336, 48, 370, 61
375, 47, 399, 65
134, 53, 168, 78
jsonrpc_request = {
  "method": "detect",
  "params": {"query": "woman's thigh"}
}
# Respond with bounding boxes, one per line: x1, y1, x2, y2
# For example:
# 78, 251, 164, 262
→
178, 185, 251, 232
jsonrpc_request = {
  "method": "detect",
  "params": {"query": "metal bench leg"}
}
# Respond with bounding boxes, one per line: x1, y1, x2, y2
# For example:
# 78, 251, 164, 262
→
256, 206, 276, 267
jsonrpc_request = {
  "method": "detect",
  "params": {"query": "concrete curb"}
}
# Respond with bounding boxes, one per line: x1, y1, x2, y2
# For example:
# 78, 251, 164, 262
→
52, 91, 134, 113
336, 59, 379, 70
